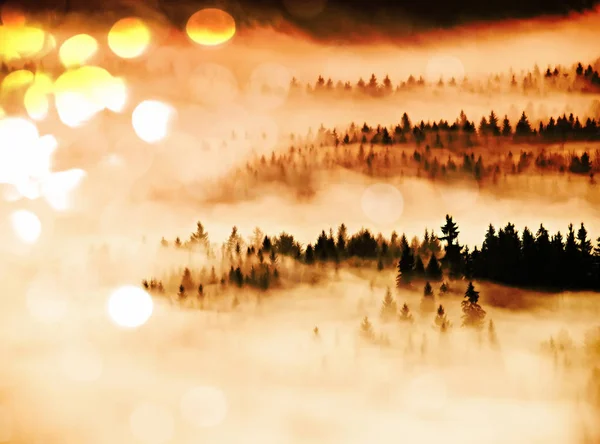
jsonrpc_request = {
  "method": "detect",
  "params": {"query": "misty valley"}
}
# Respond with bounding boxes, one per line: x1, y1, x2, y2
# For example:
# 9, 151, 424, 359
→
1, 3, 600, 444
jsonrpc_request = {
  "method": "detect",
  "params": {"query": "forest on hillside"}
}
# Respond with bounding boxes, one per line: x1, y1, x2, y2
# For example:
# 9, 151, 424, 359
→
140, 215, 600, 302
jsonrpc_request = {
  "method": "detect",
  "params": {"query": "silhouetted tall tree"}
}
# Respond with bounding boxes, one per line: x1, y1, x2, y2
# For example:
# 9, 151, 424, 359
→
461, 282, 486, 329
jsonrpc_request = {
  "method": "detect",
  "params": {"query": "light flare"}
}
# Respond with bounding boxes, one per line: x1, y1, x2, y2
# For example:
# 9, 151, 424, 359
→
132, 100, 174, 143
0, 25, 46, 60
186, 8, 236, 46
1, 69, 34, 98
107, 285, 153, 328
24, 83, 50, 120
108, 17, 151, 59
10, 209, 41, 244
54, 66, 124, 126
59, 34, 98, 68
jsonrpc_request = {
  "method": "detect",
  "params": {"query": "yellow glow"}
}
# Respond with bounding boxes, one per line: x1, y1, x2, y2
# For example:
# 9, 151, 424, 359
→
108, 17, 151, 59
24, 83, 50, 120
33, 72, 54, 93
1, 69, 34, 95
186, 8, 236, 46
59, 34, 98, 68
10, 209, 41, 244
132, 100, 174, 143
0, 106, 4, 118
0, 25, 46, 60
107, 285, 153, 328
54, 66, 122, 126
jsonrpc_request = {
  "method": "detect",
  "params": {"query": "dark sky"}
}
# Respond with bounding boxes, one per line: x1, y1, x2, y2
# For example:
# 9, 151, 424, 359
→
172, 0, 600, 40
4, 0, 600, 40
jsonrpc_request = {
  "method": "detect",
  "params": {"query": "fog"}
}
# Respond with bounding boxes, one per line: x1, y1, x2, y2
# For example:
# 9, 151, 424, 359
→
1, 4, 600, 444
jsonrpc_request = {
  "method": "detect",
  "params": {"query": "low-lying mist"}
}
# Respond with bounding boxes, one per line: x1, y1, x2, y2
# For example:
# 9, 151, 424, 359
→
2, 4, 600, 444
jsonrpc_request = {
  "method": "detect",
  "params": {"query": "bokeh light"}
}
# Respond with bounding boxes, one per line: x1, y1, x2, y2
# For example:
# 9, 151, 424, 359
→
0, 25, 46, 61
1, 69, 34, 98
108, 17, 151, 59
59, 34, 98, 68
10, 209, 41, 244
129, 402, 175, 444
246, 62, 293, 110
54, 66, 122, 127
186, 8, 236, 46
425, 55, 466, 83
102, 76, 127, 112
0, 117, 40, 186
107, 285, 153, 328
361, 183, 405, 225
23, 72, 54, 121
180, 386, 228, 428
132, 100, 174, 143
24, 83, 50, 120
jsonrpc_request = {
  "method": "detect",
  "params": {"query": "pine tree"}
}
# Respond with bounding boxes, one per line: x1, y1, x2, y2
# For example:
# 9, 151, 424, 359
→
399, 303, 414, 323
305, 244, 315, 264
425, 255, 443, 281
434, 304, 451, 331
424, 282, 433, 297
488, 110, 500, 136
189, 221, 209, 249
440, 215, 463, 278
421, 281, 435, 313
380, 288, 397, 321
397, 236, 415, 285
234, 267, 244, 287
360, 316, 374, 339
177, 284, 186, 300
501, 115, 512, 137
313, 326, 320, 338
439, 281, 449, 295
461, 282, 486, 329
181, 267, 194, 290
414, 255, 425, 277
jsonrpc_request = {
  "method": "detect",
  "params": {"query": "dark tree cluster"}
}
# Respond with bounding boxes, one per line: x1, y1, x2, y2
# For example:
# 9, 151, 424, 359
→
304, 110, 600, 149
157, 216, 600, 297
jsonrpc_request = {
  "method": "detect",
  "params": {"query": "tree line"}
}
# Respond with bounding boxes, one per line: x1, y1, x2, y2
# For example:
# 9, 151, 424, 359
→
288, 61, 600, 98
301, 110, 600, 149
158, 216, 600, 294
